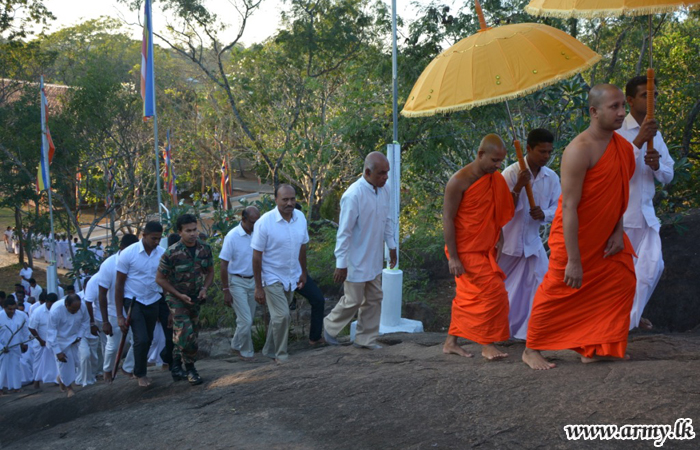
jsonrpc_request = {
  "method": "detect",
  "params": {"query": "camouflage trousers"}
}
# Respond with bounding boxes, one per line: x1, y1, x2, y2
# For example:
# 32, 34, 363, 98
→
167, 296, 200, 364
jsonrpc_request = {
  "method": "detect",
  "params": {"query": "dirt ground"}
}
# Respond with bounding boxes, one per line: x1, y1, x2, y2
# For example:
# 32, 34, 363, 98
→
2, 331, 698, 450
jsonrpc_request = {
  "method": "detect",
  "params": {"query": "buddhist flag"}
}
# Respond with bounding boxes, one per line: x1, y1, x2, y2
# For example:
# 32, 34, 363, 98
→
163, 130, 177, 199
141, 0, 155, 120
36, 76, 56, 193
220, 157, 230, 210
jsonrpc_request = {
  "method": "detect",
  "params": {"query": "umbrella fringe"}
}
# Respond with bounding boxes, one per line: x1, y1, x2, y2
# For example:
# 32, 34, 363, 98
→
524, 4, 700, 19
401, 54, 601, 118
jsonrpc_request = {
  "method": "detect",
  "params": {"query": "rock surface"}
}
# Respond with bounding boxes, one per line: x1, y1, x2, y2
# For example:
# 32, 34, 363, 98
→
2, 331, 699, 449
646, 209, 700, 332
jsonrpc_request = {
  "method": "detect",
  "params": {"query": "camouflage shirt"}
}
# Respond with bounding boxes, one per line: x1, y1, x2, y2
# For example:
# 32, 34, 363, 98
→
159, 239, 213, 301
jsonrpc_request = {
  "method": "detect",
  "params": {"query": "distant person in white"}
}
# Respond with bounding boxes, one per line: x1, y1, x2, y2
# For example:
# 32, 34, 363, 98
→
3, 227, 11, 252
220, 206, 260, 361
498, 129, 561, 340
0, 296, 30, 393
251, 185, 309, 363
98, 233, 139, 383
28, 278, 43, 302
19, 262, 33, 295
28, 293, 59, 389
115, 221, 166, 387
618, 76, 674, 331
47, 293, 89, 397
324, 152, 397, 349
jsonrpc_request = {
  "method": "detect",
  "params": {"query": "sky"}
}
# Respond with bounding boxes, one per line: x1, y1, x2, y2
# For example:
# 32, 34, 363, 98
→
40, 0, 446, 46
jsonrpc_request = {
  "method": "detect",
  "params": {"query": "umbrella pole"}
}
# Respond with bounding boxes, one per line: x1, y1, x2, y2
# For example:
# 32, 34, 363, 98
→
646, 15, 655, 153
505, 100, 536, 209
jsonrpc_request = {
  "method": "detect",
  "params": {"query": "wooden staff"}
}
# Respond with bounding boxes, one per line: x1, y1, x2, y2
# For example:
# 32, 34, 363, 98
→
514, 139, 536, 209
111, 302, 133, 380
646, 68, 655, 153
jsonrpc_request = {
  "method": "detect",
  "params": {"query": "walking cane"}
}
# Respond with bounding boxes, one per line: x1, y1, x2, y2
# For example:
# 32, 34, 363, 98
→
111, 302, 133, 380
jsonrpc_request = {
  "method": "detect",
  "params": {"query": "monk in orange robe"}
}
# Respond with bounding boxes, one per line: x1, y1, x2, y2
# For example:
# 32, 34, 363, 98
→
523, 84, 636, 370
443, 134, 515, 360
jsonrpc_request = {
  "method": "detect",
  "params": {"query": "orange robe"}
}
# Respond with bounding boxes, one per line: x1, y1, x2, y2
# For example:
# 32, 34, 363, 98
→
527, 132, 636, 358
447, 173, 514, 345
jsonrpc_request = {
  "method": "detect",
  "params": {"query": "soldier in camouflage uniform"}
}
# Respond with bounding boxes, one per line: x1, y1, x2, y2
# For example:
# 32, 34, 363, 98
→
156, 214, 214, 385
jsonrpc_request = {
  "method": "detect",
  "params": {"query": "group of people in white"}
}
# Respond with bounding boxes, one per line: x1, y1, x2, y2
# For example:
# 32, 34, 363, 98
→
4, 228, 105, 271
0, 75, 674, 393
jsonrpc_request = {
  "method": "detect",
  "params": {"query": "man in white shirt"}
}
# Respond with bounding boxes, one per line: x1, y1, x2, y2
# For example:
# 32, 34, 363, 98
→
94, 241, 104, 260
115, 221, 170, 387
499, 129, 561, 340
324, 152, 397, 349
220, 206, 260, 361
252, 185, 309, 362
19, 262, 33, 295
28, 293, 59, 389
0, 296, 30, 393
3, 227, 11, 252
28, 279, 43, 301
47, 293, 89, 397
98, 234, 139, 382
618, 76, 674, 331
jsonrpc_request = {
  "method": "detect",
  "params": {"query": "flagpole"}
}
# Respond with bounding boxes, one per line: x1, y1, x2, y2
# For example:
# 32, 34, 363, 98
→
40, 75, 58, 294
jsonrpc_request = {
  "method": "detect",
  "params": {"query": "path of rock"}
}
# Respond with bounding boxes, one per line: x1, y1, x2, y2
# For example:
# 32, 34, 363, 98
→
2, 332, 699, 449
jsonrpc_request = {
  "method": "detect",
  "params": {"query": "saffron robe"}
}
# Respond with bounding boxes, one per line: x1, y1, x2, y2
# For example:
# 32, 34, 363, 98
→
447, 173, 515, 344
527, 132, 636, 357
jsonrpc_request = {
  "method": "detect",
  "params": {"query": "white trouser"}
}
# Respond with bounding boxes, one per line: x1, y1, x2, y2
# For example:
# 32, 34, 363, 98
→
57, 342, 79, 387
229, 274, 257, 358
625, 224, 664, 329
103, 315, 135, 374
77, 336, 100, 386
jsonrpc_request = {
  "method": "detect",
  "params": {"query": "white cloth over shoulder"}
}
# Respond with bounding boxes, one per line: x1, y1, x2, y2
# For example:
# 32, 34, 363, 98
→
251, 208, 309, 290
334, 177, 397, 283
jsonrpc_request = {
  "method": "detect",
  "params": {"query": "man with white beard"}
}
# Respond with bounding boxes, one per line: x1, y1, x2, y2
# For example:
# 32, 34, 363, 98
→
47, 294, 89, 397
28, 293, 59, 388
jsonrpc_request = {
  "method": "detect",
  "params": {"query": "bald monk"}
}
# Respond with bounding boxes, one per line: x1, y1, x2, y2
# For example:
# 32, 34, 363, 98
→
523, 84, 636, 370
443, 134, 515, 360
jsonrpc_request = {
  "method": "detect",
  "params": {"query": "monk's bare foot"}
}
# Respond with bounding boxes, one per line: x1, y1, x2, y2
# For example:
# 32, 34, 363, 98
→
121, 368, 136, 379
581, 354, 631, 364
104, 372, 113, 384
522, 348, 556, 370
137, 376, 152, 387
57, 376, 66, 392
639, 318, 653, 330
442, 335, 473, 358
482, 344, 508, 360
66, 387, 75, 398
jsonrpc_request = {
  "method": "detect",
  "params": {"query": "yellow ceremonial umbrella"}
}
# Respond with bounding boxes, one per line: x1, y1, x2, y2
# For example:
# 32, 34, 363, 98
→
402, 0, 601, 208
525, 0, 700, 154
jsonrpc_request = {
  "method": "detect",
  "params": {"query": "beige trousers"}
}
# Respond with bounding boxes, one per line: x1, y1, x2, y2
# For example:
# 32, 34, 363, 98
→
261, 282, 293, 361
323, 274, 383, 346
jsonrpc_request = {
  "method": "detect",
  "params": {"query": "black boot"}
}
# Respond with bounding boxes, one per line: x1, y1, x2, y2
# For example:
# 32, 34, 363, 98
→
171, 357, 187, 382
185, 363, 203, 386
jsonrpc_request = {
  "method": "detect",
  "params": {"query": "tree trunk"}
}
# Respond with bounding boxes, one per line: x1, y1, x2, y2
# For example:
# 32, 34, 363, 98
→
682, 98, 700, 157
